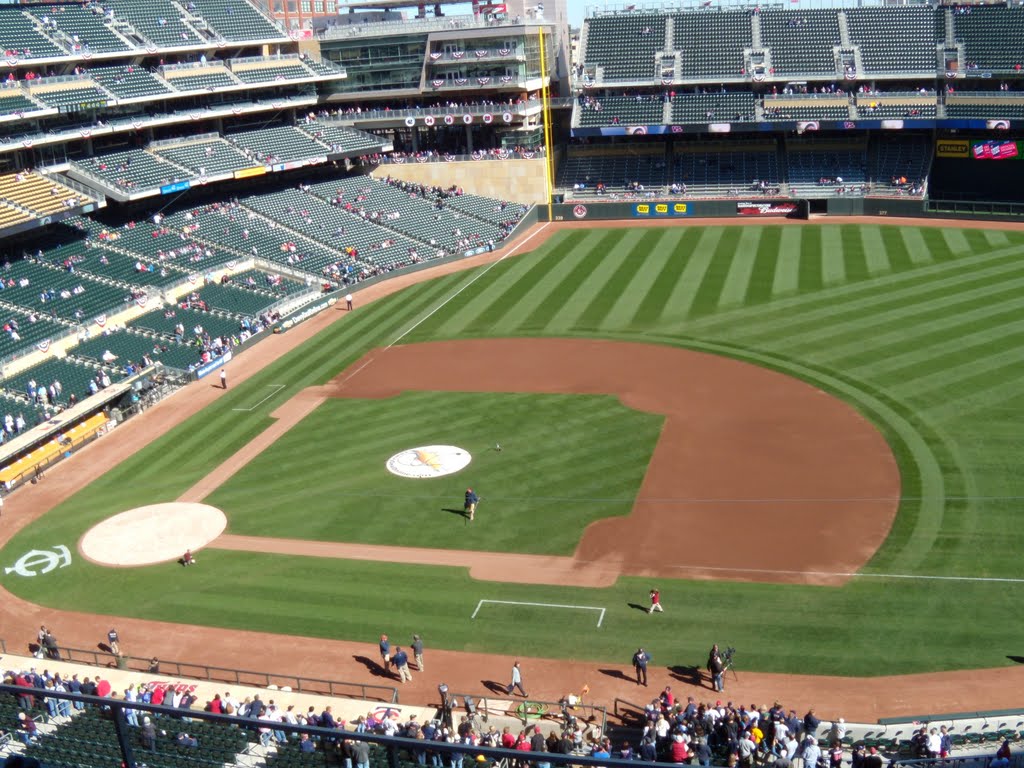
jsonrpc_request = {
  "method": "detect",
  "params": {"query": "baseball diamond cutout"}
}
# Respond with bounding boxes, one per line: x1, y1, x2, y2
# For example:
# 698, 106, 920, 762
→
193, 338, 901, 587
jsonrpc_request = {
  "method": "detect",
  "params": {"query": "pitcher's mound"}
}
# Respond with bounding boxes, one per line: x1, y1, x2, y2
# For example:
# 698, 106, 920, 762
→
80, 503, 227, 566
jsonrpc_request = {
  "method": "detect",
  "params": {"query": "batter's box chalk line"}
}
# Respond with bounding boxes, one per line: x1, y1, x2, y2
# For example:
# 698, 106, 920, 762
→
232, 384, 286, 412
471, 599, 606, 628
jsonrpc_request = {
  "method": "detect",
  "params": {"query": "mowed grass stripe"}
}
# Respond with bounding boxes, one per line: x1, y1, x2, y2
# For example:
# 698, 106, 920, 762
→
700, 243, 1024, 342
717, 227, 763, 308
687, 228, 743, 318
656, 227, 723, 322
544, 230, 641, 332
498, 231, 607, 330
860, 225, 891, 276
984, 229, 1011, 247
877, 319, 1024, 393
683, 230, 1024, 336
517, 232, 619, 331
742, 226, 780, 306
913, 344, 1024, 416
627, 228, 700, 328
798, 227, 824, 292
571, 229, 655, 330
900, 227, 934, 266
446, 231, 590, 336
598, 229, 675, 329
880, 226, 915, 273
785, 266, 1024, 362
942, 227, 972, 255
771, 226, 802, 297
821, 225, 848, 285
408, 245, 551, 338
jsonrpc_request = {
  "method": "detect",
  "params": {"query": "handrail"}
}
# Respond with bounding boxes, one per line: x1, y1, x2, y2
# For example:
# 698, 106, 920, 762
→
448, 691, 607, 732
228, 52, 301, 67
48, 644, 400, 704
317, 13, 543, 40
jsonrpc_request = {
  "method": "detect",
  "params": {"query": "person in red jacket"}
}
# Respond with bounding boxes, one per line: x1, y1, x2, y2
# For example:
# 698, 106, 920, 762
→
648, 588, 663, 614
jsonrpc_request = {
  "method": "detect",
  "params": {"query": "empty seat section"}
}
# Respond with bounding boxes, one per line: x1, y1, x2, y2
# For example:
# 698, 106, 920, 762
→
584, 13, 665, 82
556, 147, 667, 193
75, 148, 191, 191
188, 0, 285, 41
0, 7, 65, 59
88, 65, 172, 99
786, 138, 868, 197
577, 95, 664, 126
0, 172, 84, 215
760, 9, 841, 77
846, 8, 936, 73
671, 92, 756, 123
297, 123, 389, 154
153, 138, 253, 176
671, 143, 781, 197
233, 61, 311, 84
28, 5, 132, 54
954, 6, 1024, 71
164, 66, 240, 92
0, 90, 42, 117
29, 82, 110, 110
867, 135, 930, 196
103, 0, 203, 47
226, 126, 328, 163
673, 10, 751, 80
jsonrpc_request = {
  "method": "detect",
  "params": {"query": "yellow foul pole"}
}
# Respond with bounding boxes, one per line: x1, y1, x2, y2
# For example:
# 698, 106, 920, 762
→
537, 26, 556, 222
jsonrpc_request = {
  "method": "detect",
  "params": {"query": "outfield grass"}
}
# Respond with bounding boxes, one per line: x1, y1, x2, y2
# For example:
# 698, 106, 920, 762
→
4, 223, 1024, 676
207, 392, 663, 555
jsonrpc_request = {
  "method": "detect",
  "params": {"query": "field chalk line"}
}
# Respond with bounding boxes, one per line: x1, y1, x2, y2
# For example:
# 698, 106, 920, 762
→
472, 599, 606, 628
231, 384, 286, 412
665, 563, 1024, 584
334, 221, 552, 390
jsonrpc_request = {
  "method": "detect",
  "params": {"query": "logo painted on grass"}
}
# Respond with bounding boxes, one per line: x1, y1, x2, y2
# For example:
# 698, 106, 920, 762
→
386, 445, 471, 479
4, 545, 71, 577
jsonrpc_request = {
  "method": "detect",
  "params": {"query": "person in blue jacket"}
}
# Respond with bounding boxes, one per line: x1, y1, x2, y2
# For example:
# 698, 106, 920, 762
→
464, 488, 479, 521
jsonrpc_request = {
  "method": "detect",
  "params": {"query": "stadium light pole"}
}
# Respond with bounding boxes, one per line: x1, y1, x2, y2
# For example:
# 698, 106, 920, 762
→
538, 25, 556, 222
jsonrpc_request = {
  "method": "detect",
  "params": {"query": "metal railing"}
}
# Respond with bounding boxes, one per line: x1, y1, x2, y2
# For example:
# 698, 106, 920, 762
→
447, 691, 607, 732
43, 644, 399, 704
317, 14, 545, 40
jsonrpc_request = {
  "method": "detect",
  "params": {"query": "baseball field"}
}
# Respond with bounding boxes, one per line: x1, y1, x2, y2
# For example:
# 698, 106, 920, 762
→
4, 220, 1024, 684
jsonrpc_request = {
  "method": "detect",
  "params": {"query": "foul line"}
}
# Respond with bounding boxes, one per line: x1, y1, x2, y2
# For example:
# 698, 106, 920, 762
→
664, 563, 1024, 584
471, 599, 606, 628
333, 221, 552, 391
232, 384, 286, 412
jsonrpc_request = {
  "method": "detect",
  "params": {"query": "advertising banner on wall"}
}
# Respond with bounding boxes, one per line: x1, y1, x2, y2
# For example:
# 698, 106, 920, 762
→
736, 201, 798, 216
633, 202, 692, 217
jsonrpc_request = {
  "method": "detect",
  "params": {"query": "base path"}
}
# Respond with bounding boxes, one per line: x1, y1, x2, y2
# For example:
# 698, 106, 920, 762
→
206, 338, 898, 586
0, 215, 1022, 722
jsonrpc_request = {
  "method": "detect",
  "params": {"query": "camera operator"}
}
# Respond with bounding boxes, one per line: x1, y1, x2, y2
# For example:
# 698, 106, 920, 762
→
707, 644, 725, 692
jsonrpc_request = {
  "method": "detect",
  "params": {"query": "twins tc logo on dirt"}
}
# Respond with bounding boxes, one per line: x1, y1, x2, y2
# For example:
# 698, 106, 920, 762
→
386, 445, 471, 478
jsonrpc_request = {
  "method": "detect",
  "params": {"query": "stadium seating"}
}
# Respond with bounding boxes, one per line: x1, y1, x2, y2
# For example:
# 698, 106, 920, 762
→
232, 61, 312, 84
187, 0, 285, 41
673, 10, 752, 80
846, 8, 937, 73
194, 281, 284, 316
671, 142, 782, 197
0, 7, 66, 59
0, 89, 43, 117
577, 95, 664, 127
760, 9, 842, 77
88, 65, 173, 99
71, 329, 204, 371
435, 193, 529, 228
585, 13, 666, 82
953, 6, 1024, 71
945, 100, 1024, 118
557, 146, 668, 194
242, 186, 424, 268
75, 148, 191, 191
0, 307, 67, 361
671, 92, 756, 124
28, 5, 133, 54
0, 203, 32, 230
152, 137, 255, 176
101, 0, 203, 48
41, 237, 187, 289
228, 268, 311, 295
2, 357, 122, 406
133, 305, 243, 341
28, 81, 110, 110
0, 172, 84, 216
297, 123, 389, 155
304, 177, 505, 254
785, 137, 868, 197
0, 259, 130, 321
226, 126, 329, 163
163, 66, 241, 92
867, 135, 930, 196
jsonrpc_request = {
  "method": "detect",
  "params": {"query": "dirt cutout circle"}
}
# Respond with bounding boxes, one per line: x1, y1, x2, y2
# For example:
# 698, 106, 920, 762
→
80, 502, 227, 566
